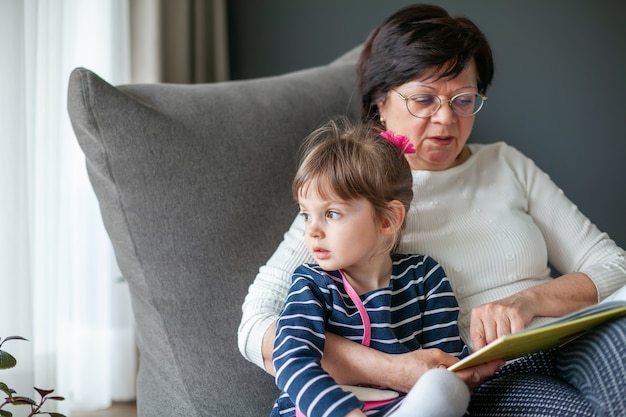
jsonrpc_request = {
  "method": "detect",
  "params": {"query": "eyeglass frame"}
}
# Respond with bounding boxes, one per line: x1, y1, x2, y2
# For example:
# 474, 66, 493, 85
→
391, 89, 488, 118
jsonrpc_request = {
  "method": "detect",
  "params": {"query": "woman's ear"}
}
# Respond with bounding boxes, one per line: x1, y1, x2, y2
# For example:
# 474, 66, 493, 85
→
381, 200, 406, 235
376, 97, 387, 125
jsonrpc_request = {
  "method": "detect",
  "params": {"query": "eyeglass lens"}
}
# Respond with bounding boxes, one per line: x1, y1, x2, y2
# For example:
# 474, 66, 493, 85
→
407, 93, 484, 118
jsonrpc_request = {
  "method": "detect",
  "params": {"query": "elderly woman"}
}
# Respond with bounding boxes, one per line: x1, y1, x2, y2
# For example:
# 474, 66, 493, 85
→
238, 4, 626, 416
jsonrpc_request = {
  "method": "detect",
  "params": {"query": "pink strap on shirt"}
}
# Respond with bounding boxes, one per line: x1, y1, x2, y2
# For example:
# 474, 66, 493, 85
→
340, 269, 371, 347
340, 270, 399, 412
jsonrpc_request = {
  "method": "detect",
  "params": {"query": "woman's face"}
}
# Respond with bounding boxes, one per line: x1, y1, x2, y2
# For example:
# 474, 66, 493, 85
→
377, 61, 479, 171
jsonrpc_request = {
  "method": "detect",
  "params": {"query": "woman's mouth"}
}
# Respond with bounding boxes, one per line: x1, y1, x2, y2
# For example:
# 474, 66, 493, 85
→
427, 136, 453, 145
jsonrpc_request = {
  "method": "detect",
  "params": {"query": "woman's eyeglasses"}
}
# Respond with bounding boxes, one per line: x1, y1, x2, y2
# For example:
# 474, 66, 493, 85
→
392, 89, 487, 118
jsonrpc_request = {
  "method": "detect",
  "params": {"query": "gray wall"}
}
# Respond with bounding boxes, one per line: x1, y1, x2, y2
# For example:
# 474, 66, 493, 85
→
228, 1, 626, 249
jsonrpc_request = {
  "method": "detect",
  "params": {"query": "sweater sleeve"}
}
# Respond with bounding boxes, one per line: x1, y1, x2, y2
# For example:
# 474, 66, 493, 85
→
238, 214, 312, 368
506, 144, 626, 301
273, 268, 363, 417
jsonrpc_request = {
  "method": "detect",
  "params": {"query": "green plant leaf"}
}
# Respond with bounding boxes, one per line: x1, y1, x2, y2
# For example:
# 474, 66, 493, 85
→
0, 382, 16, 397
44, 413, 66, 417
0, 409, 13, 417
0, 351, 17, 370
9, 396, 36, 406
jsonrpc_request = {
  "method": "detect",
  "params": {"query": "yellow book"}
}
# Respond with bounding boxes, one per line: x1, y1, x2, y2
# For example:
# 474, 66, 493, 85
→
448, 299, 626, 372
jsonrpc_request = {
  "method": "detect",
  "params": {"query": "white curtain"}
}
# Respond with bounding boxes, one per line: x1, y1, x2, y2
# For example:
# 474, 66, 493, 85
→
1, 0, 136, 415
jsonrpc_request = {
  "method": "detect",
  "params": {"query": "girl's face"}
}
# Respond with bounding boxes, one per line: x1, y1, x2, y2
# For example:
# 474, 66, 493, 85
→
298, 188, 388, 274
377, 61, 479, 171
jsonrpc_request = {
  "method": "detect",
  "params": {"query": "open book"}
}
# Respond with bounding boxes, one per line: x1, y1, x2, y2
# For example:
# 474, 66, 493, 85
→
448, 290, 626, 372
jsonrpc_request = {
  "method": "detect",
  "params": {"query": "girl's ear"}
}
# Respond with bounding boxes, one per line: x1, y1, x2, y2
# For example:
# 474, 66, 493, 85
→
380, 200, 406, 235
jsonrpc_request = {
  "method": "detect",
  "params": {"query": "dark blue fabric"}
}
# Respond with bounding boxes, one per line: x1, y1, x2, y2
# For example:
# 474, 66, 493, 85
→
468, 316, 626, 416
557, 315, 626, 417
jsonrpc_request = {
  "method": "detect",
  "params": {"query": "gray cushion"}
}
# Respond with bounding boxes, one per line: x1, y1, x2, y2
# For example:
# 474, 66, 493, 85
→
67, 53, 360, 416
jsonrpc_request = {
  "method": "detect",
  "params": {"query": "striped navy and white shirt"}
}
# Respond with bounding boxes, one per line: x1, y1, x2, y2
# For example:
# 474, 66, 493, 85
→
271, 253, 468, 417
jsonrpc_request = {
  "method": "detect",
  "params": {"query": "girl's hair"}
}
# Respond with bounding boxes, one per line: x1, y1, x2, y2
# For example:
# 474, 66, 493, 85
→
358, 3, 494, 125
293, 117, 413, 253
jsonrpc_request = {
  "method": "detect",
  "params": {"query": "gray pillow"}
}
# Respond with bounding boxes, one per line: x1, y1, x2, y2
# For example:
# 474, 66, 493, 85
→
67, 53, 360, 416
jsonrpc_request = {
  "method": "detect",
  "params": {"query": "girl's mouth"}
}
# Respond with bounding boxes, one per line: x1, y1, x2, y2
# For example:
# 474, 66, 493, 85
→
313, 247, 330, 260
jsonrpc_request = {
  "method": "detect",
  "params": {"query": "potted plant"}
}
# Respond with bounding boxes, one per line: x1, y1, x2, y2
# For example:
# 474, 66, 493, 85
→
0, 336, 65, 417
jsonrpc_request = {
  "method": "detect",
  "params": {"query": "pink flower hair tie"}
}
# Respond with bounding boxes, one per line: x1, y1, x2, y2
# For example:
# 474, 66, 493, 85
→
380, 130, 416, 154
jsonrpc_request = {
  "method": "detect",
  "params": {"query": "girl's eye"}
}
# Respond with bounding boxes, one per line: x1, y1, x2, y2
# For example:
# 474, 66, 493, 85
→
299, 212, 311, 222
326, 211, 341, 220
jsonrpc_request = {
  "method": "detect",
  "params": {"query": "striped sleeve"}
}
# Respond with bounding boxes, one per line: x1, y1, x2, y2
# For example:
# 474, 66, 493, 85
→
272, 265, 363, 417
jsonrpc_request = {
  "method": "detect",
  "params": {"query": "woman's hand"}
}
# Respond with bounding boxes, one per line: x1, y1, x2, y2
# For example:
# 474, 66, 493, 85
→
469, 272, 598, 351
383, 351, 502, 392
454, 360, 503, 391
375, 348, 465, 393
469, 293, 535, 351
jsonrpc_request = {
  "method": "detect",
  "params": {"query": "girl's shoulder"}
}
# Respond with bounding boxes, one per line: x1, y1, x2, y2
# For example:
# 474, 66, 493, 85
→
391, 253, 444, 275
390, 254, 448, 296
292, 263, 342, 287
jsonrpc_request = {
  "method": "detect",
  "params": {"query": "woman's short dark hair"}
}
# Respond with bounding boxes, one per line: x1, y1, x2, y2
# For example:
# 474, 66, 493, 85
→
358, 4, 494, 124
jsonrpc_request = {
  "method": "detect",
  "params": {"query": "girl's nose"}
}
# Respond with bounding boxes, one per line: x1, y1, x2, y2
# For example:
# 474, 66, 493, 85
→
306, 219, 324, 238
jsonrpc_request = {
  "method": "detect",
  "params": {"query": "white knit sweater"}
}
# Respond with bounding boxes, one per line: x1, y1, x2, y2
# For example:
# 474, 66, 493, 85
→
238, 142, 626, 369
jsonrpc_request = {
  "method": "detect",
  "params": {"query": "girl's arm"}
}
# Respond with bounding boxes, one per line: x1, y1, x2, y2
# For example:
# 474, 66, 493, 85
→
273, 271, 363, 417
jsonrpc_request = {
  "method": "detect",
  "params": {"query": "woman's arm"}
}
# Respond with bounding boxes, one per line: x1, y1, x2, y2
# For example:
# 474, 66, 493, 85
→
321, 332, 460, 392
470, 146, 626, 349
262, 321, 500, 392
237, 215, 312, 368
514, 145, 626, 302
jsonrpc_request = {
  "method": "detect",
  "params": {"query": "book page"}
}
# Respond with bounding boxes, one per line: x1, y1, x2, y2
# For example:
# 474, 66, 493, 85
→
448, 300, 626, 372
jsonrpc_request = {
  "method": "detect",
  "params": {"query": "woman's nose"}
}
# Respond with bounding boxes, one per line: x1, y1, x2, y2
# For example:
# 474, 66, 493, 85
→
430, 101, 456, 124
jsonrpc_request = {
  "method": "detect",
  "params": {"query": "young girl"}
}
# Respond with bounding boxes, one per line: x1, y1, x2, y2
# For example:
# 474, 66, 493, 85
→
271, 119, 470, 417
